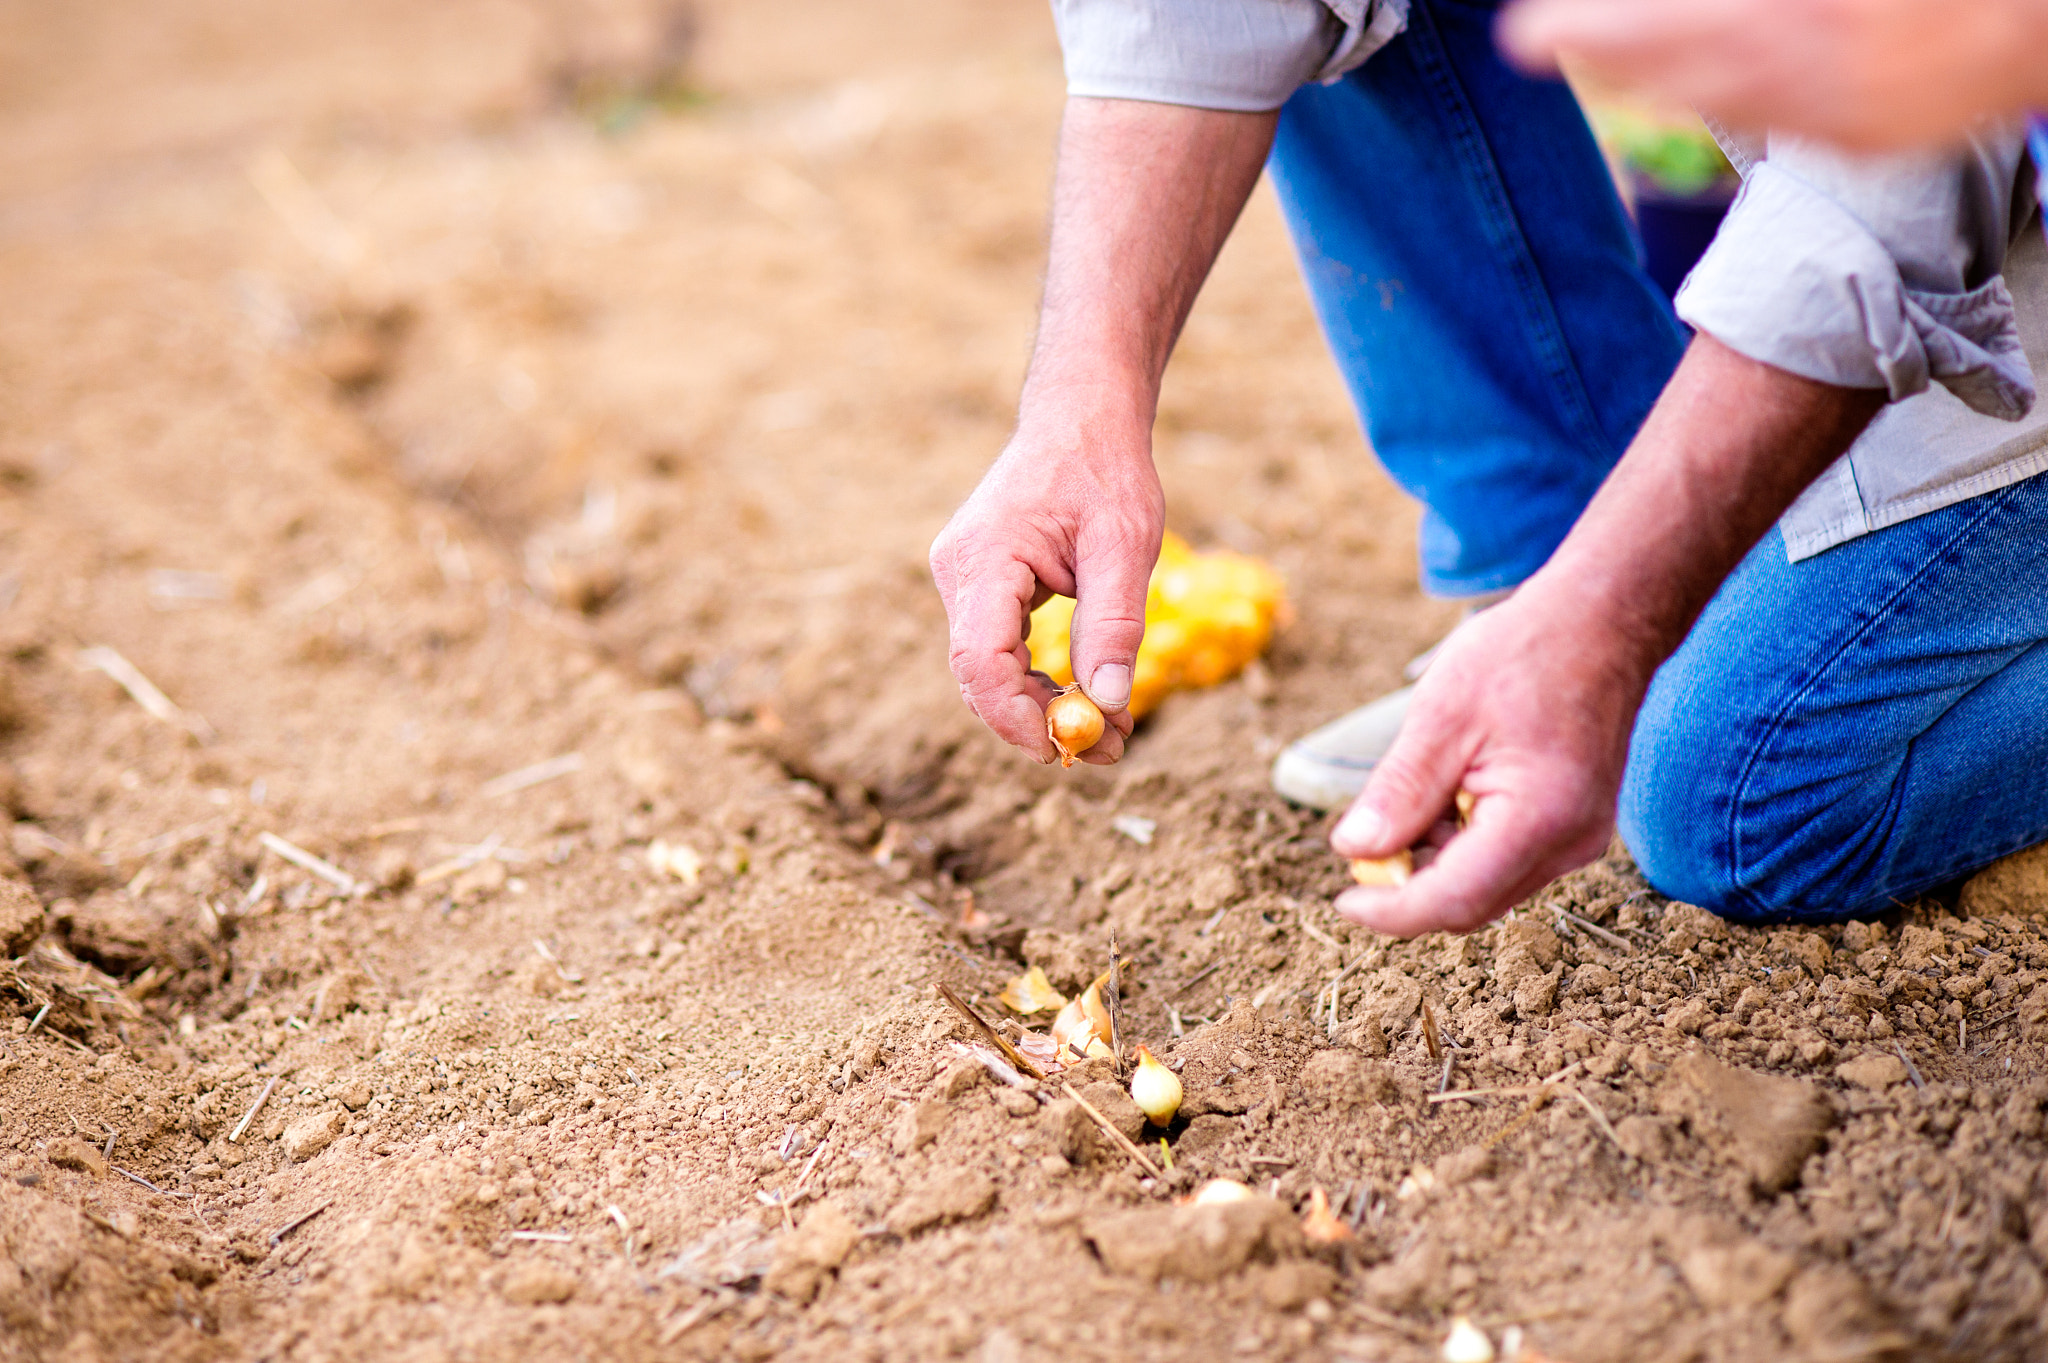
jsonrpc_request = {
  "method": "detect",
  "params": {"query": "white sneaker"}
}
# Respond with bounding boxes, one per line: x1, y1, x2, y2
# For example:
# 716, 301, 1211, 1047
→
1269, 684, 1414, 811
1269, 592, 1509, 812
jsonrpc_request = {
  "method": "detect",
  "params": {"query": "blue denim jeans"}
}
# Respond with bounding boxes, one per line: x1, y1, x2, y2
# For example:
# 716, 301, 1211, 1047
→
1265, 0, 1687, 598
1622, 475, 2048, 922
1262, 2, 2046, 918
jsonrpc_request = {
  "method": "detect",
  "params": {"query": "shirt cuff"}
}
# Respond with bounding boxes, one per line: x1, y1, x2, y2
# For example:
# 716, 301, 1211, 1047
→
1312, 0, 1407, 86
1052, 0, 1342, 113
1676, 162, 2035, 421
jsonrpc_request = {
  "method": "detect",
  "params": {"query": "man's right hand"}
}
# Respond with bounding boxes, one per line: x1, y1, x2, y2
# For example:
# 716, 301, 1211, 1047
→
930, 96, 1278, 764
929, 406, 1161, 765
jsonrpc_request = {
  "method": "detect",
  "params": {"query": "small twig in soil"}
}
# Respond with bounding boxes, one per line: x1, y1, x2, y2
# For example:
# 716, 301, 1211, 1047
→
790, 1140, 830, 1203
268, 1202, 329, 1248
25, 1002, 49, 1035
1430, 1060, 1584, 1105
77, 645, 215, 743
1895, 1042, 1927, 1091
1557, 910, 1631, 952
511, 1231, 575, 1243
1485, 1090, 1556, 1150
1346, 1302, 1436, 1344
1565, 1086, 1625, 1154
1298, 919, 1343, 953
658, 1294, 731, 1347
257, 832, 359, 895
949, 1042, 1036, 1094
1060, 1082, 1161, 1178
608, 1205, 647, 1285
1170, 961, 1223, 998
230, 1076, 279, 1144
112, 1165, 190, 1198
934, 984, 1045, 1081
1436, 1052, 1456, 1096
367, 817, 427, 838
481, 753, 583, 799
1420, 998, 1443, 1062
47, 1028, 96, 1056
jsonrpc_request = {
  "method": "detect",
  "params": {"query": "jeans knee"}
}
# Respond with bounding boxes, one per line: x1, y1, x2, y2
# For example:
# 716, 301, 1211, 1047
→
1619, 676, 1767, 922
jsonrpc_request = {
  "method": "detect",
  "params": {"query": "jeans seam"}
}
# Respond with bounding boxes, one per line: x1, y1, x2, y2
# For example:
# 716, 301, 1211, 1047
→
1399, 1, 1614, 460
1722, 485, 2029, 917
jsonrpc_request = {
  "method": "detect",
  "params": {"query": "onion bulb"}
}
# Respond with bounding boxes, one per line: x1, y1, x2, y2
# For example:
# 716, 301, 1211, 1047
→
1046, 687, 1105, 768
1299, 1186, 1352, 1243
1189, 1177, 1254, 1207
1440, 1317, 1495, 1363
1350, 850, 1412, 886
1129, 1045, 1182, 1125
1349, 791, 1475, 885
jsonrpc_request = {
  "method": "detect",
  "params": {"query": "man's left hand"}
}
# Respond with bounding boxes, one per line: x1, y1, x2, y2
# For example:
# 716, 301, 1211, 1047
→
1328, 584, 1647, 934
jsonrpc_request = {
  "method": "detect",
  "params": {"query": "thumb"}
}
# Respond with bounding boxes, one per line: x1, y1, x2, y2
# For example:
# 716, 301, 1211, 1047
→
1493, 0, 1570, 73
1330, 720, 1467, 860
1066, 525, 1159, 716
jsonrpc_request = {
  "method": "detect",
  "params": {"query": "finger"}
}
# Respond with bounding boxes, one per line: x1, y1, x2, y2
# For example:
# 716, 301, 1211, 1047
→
1334, 797, 1604, 937
1499, 0, 1724, 83
949, 562, 1060, 758
1067, 523, 1160, 717
1076, 724, 1126, 765
1329, 709, 1469, 860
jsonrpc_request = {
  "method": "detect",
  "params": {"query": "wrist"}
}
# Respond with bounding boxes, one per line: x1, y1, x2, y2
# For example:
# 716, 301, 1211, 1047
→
1512, 554, 1682, 695
1014, 369, 1158, 451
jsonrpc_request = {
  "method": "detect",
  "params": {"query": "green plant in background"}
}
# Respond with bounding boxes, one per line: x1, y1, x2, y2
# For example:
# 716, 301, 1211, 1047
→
1589, 107, 1736, 197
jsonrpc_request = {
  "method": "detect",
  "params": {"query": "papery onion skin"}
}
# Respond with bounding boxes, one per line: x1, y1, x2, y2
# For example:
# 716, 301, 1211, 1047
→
1046, 688, 1105, 768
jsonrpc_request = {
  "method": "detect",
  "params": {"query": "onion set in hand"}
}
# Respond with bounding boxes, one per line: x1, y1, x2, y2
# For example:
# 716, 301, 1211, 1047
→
1350, 789, 1476, 887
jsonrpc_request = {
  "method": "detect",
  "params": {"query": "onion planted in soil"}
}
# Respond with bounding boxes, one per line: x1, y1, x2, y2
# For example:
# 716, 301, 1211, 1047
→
1441, 1317, 1495, 1363
1189, 1178, 1255, 1207
1299, 1186, 1352, 1244
1130, 1045, 1182, 1125
1046, 686, 1105, 768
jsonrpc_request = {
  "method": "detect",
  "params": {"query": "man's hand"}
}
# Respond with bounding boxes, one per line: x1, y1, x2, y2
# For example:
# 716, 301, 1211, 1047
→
929, 409, 1160, 764
1498, 0, 2048, 152
1330, 583, 1646, 933
933, 98, 1277, 763
1331, 335, 1885, 935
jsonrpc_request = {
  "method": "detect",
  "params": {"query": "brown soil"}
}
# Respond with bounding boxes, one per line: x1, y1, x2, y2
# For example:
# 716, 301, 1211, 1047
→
4, 3, 2048, 1361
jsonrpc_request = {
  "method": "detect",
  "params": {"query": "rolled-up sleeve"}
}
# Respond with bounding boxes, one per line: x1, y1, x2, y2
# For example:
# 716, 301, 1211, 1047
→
1052, 0, 1409, 113
1677, 134, 2037, 421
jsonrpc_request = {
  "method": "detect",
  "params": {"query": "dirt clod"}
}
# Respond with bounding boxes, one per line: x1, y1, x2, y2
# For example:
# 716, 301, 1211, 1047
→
0, 878, 42, 957
885, 1168, 997, 1237
502, 1261, 579, 1305
45, 1138, 107, 1178
1666, 1051, 1835, 1192
282, 1110, 345, 1162
1085, 1197, 1303, 1283
765, 1203, 861, 1302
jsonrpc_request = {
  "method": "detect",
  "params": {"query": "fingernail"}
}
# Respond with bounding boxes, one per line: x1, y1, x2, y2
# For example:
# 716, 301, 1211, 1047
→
1333, 804, 1386, 851
1088, 664, 1131, 710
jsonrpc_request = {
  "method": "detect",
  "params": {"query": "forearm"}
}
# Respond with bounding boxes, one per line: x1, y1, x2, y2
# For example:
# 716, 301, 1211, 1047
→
1526, 334, 1886, 677
1020, 98, 1278, 430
